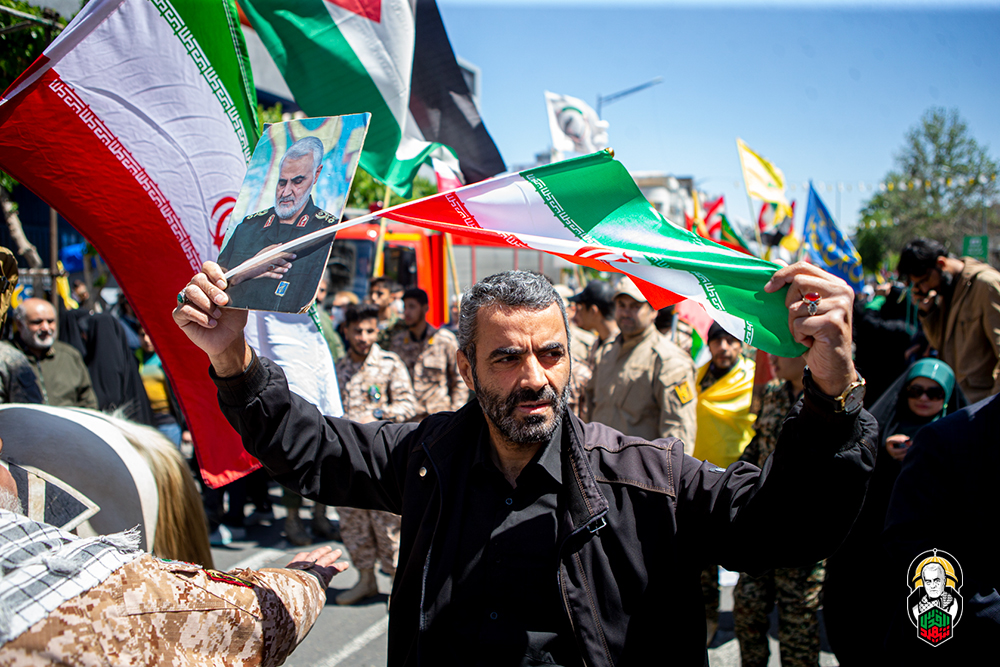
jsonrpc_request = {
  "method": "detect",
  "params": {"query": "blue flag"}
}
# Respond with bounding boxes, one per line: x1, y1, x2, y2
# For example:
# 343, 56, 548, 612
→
803, 183, 864, 291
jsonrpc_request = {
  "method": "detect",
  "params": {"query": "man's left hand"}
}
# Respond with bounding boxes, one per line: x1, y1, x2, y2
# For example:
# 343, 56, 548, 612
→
765, 262, 858, 397
285, 546, 349, 588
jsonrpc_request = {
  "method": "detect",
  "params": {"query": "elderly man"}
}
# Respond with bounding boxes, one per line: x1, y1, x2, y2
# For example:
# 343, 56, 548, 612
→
174, 263, 876, 666
216, 136, 337, 312
7, 297, 97, 409
587, 277, 698, 449
0, 436, 348, 665
897, 238, 1000, 402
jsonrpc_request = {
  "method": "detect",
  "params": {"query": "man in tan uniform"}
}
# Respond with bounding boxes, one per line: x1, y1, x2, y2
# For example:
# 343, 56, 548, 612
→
553, 284, 597, 419
335, 302, 416, 605
898, 238, 1000, 402
586, 277, 697, 452
0, 436, 348, 667
390, 288, 468, 420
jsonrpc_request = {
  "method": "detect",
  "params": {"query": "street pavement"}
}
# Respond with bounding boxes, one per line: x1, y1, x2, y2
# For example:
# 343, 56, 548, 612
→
211, 499, 840, 666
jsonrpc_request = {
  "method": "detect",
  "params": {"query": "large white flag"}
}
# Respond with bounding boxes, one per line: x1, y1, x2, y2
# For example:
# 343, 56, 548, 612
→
544, 91, 609, 156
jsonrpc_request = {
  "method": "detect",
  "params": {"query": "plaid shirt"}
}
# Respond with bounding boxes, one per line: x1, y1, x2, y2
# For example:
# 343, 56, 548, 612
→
0, 509, 142, 644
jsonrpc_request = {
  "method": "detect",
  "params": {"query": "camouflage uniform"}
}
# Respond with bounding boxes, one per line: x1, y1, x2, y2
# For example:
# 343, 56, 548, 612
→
0, 342, 43, 404
586, 325, 698, 452
566, 324, 596, 420
335, 344, 416, 574
2, 554, 327, 666
389, 324, 469, 420
376, 308, 404, 349
733, 378, 825, 667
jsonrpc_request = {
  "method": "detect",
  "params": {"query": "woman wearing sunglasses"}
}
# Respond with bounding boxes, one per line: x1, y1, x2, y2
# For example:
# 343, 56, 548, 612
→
824, 358, 967, 665
883, 359, 963, 462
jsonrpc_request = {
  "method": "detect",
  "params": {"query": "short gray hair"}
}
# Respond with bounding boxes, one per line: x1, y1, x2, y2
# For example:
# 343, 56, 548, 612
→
11, 302, 27, 324
458, 271, 569, 372
280, 136, 325, 172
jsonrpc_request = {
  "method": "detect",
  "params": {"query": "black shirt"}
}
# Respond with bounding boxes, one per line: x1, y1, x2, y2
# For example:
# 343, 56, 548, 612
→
437, 420, 579, 666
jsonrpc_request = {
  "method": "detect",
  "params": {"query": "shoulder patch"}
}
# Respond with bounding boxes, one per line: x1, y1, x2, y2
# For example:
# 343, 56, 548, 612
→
247, 208, 271, 218
674, 380, 694, 405
314, 209, 335, 222
205, 570, 254, 588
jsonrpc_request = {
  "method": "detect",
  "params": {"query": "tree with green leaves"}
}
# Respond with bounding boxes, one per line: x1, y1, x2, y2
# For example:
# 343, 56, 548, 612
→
257, 103, 436, 213
856, 107, 998, 270
2, 1, 68, 268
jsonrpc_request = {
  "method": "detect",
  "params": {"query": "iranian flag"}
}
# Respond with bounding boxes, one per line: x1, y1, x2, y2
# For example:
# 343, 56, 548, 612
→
0, 0, 260, 487
239, 0, 506, 197
378, 150, 807, 357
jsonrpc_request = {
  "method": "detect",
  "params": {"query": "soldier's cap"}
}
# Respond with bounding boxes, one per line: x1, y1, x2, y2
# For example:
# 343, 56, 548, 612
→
613, 277, 647, 304
1, 246, 18, 328
568, 280, 615, 310
707, 321, 738, 343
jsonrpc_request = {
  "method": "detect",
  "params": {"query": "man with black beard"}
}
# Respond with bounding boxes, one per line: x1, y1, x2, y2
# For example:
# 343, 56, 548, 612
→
175, 266, 878, 666
897, 238, 1000, 402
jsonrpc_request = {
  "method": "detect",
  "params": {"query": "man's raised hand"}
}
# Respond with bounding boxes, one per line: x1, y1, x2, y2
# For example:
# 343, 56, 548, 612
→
172, 261, 250, 376
765, 262, 858, 397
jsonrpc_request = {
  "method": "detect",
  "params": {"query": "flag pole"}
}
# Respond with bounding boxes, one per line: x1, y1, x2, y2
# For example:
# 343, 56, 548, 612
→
444, 233, 461, 320
735, 139, 766, 255
372, 185, 392, 278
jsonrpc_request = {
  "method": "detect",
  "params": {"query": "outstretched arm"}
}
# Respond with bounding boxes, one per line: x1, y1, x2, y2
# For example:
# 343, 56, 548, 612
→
676, 262, 877, 571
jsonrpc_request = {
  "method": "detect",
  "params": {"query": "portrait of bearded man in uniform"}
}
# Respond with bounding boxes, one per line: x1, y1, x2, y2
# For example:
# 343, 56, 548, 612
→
217, 135, 340, 313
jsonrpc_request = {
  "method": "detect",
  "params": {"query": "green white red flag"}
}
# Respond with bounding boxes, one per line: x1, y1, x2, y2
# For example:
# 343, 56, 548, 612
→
0, 0, 260, 487
239, 0, 505, 197
380, 150, 807, 357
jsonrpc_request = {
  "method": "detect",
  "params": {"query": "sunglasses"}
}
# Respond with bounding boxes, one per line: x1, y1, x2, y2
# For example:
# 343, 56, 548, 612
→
904, 384, 945, 401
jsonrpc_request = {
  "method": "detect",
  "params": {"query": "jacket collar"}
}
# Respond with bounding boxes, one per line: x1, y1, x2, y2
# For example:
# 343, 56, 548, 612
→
421, 399, 608, 536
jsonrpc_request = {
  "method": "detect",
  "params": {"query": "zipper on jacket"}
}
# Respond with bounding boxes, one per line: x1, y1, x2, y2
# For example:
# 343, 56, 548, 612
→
557, 510, 610, 667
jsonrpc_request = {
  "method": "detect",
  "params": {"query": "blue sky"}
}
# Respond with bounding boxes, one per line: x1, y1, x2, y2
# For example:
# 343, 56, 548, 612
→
438, 1, 1000, 233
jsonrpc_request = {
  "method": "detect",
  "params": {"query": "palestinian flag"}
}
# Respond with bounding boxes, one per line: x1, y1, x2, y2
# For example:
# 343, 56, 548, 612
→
239, 0, 505, 197
0, 0, 260, 488
380, 150, 806, 357
719, 215, 754, 256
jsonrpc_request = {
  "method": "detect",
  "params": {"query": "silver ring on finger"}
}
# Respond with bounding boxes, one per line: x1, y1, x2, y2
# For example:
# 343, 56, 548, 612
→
177, 288, 189, 306
803, 291, 821, 316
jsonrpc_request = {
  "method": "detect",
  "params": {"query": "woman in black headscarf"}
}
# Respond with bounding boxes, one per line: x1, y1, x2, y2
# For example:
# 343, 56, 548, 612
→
823, 359, 966, 665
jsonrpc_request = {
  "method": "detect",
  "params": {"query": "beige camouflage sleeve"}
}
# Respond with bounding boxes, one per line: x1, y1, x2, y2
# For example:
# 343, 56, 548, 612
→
384, 355, 418, 422
236, 567, 329, 666
444, 337, 470, 410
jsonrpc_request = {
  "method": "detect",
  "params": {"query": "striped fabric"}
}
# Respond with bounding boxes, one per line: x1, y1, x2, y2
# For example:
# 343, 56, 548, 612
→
0, 510, 141, 644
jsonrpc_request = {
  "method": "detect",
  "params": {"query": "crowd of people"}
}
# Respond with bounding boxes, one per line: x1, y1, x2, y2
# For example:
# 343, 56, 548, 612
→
1, 235, 997, 664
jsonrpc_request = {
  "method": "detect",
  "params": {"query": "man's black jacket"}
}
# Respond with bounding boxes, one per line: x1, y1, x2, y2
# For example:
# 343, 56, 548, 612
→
216, 356, 877, 666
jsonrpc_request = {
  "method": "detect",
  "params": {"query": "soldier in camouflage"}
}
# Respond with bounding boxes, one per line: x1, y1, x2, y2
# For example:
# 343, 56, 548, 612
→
389, 288, 468, 420
552, 285, 596, 419
369, 277, 404, 349
334, 303, 417, 605
733, 352, 826, 667
0, 435, 348, 666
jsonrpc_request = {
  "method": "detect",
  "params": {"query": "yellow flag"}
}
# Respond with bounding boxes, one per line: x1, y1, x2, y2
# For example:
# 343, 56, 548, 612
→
736, 138, 794, 223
